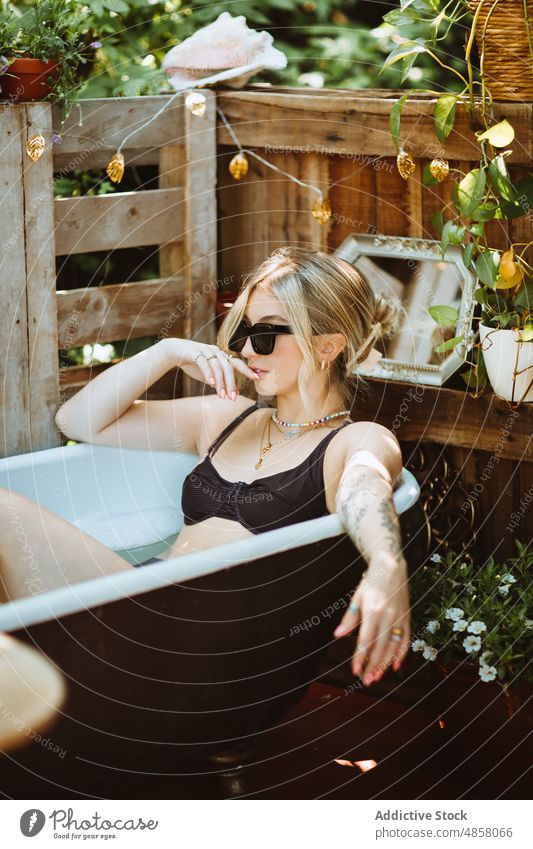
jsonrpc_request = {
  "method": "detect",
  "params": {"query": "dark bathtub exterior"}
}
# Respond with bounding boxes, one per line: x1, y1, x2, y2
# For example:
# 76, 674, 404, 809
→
0, 532, 363, 797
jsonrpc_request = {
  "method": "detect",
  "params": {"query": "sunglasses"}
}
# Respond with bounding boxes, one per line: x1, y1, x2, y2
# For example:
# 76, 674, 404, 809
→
228, 320, 293, 355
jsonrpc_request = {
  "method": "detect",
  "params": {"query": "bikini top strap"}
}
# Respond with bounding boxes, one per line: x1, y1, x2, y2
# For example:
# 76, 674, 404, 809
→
207, 401, 261, 458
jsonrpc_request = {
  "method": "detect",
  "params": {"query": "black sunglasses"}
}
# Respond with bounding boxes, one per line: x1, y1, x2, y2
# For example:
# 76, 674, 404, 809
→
228, 320, 293, 355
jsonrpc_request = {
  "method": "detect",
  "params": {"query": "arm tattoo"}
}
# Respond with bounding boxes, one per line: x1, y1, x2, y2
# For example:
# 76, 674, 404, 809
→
377, 498, 403, 559
336, 463, 403, 563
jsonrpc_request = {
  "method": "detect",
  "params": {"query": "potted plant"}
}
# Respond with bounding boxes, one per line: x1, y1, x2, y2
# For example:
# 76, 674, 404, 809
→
0, 0, 100, 125
382, 0, 533, 401
409, 539, 533, 769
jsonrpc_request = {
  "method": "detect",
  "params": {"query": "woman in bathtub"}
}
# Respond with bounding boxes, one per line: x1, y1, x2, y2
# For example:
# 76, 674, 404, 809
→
0, 247, 409, 688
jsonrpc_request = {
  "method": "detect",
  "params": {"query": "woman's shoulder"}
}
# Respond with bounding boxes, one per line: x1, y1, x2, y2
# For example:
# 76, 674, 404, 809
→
195, 394, 258, 456
326, 419, 402, 485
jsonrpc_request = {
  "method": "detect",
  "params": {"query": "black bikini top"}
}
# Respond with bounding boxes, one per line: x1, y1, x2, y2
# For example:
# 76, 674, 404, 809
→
181, 402, 352, 535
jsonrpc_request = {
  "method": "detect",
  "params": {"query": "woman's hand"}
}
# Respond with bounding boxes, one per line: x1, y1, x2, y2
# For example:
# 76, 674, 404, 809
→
333, 553, 411, 686
161, 338, 260, 400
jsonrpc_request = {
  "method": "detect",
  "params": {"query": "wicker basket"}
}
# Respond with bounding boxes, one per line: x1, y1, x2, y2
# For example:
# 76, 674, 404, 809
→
469, 0, 533, 101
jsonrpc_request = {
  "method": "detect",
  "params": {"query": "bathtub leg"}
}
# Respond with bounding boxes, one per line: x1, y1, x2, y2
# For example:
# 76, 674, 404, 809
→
206, 738, 260, 798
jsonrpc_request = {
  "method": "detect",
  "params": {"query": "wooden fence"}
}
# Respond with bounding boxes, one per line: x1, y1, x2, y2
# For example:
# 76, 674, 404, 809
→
0, 85, 531, 562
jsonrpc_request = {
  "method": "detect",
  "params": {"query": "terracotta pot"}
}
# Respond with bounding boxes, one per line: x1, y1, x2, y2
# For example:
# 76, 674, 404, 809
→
425, 659, 532, 774
480, 323, 533, 404
1, 57, 60, 103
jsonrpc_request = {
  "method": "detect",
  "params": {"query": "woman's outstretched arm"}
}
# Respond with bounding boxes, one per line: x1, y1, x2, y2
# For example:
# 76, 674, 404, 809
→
333, 433, 411, 687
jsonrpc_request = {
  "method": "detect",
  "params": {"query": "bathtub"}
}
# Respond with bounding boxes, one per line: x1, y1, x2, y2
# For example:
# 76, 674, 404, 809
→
0, 442, 419, 796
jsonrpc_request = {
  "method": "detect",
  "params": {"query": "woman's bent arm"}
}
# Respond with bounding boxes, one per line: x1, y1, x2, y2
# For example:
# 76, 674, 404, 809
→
55, 339, 174, 442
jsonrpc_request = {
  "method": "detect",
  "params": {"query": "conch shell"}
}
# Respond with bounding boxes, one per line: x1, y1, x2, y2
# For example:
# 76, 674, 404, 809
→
162, 11, 287, 90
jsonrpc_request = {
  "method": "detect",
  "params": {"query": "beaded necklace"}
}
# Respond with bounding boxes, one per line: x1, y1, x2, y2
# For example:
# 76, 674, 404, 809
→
272, 408, 351, 428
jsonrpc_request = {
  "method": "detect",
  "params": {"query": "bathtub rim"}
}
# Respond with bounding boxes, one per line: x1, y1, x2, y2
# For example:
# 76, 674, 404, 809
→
0, 513, 352, 633
0, 459, 419, 633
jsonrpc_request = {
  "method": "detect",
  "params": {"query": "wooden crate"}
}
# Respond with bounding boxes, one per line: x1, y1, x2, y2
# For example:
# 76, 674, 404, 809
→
0, 93, 217, 457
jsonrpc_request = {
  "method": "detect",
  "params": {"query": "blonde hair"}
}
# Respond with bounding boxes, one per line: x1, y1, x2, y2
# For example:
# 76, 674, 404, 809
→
217, 247, 402, 412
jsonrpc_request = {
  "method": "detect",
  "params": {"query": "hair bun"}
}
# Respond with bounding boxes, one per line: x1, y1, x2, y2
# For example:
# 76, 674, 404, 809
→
373, 293, 403, 338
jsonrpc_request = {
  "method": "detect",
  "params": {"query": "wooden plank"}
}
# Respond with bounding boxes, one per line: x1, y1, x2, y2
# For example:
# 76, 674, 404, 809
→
23, 103, 61, 451
51, 95, 186, 171
158, 143, 187, 347
57, 276, 186, 347
0, 106, 30, 458
327, 155, 377, 249
355, 379, 533, 461
57, 363, 180, 408
54, 188, 184, 255
217, 146, 270, 286
375, 158, 410, 236
181, 89, 218, 396
217, 91, 533, 165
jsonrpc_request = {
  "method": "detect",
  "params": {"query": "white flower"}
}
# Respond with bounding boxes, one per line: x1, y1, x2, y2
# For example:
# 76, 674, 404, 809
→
463, 635, 481, 653
430, 553, 442, 563
479, 650, 492, 666
460, 563, 468, 570
525, 619, 533, 630
498, 584, 510, 596
445, 607, 464, 621
467, 620, 487, 635
479, 665, 497, 682
412, 639, 426, 652
298, 71, 325, 88
501, 573, 516, 584
452, 619, 468, 632
422, 645, 437, 661
425, 620, 440, 634
82, 343, 114, 365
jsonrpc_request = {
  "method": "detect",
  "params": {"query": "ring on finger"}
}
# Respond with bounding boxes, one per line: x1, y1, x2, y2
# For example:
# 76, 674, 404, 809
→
193, 352, 205, 364
205, 353, 218, 361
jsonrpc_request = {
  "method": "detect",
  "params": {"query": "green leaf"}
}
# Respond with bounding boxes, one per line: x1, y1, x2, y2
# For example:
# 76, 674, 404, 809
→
434, 95, 457, 144
477, 119, 515, 148
462, 243, 475, 269
488, 155, 518, 203
474, 286, 488, 305
469, 222, 484, 237
470, 201, 499, 222
458, 168, 487, 217
428, 305, 459, 328
103, 0, 129, 11
434, 335, 464, 353
390, 93, 409, 154
431, 210, 444, 236
461, 365, 487, 394
517, 323, 533, 341
382, 42, 427, 71
514, 279, 533, 310
422, 162, 439, 186
475, 251, 500, 287
500, 176, 533, 219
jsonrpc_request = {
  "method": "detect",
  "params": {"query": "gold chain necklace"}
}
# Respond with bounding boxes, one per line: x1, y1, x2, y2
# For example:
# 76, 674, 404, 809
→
255, 415, 311, 470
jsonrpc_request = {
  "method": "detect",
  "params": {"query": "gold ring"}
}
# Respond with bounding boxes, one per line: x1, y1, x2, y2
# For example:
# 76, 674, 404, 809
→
205, 353, 218, 361
227, 353, 237, 361
389, 626, 403, 642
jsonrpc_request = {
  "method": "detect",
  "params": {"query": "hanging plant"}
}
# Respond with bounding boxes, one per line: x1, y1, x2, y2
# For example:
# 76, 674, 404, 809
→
382, 0, 533, 400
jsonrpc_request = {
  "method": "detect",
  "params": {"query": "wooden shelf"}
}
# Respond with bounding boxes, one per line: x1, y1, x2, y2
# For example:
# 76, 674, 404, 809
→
353, 379, 533, 462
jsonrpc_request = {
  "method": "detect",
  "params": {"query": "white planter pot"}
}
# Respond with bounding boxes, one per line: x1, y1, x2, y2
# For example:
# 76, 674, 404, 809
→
479, 323, 533, 403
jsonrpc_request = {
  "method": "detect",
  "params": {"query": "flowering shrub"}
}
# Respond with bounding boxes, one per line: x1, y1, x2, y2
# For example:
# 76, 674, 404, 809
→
409, 539, 533, 685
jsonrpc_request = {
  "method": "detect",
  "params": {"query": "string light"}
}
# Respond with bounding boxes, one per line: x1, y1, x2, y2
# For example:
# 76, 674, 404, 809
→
101, 84, 333, 223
